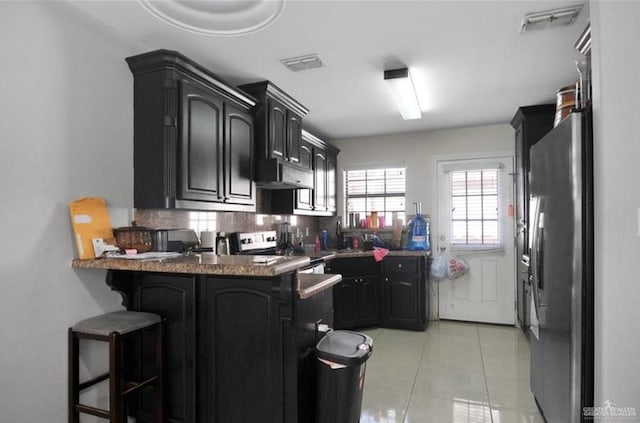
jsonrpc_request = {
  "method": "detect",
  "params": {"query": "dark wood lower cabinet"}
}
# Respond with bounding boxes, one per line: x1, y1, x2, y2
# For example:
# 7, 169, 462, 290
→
329, 256, 428, 332
383, 275, 420, 329
332, 274, 380, 329
200, 277, 285, 423
333, 276, 358, 328
133, 273, 197, 423
107, 270, 332, 423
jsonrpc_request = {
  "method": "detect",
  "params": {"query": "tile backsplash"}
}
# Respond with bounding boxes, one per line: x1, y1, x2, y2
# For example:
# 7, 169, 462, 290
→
134, 209, 321, 245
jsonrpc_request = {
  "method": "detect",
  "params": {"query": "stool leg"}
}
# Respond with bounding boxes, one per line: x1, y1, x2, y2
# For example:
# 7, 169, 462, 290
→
68, 329, 79, 423
155, 320, 165, 423
109, 332, 123, 423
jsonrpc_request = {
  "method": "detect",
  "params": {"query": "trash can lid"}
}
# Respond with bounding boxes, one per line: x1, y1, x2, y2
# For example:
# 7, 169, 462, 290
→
316, 330, 373, 366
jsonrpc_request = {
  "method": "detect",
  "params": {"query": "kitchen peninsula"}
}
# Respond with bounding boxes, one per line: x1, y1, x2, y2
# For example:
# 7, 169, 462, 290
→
72, 254, 340, 423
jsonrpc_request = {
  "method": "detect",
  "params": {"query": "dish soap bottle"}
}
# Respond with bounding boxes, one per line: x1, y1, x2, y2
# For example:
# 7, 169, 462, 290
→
407, 202, 430, 251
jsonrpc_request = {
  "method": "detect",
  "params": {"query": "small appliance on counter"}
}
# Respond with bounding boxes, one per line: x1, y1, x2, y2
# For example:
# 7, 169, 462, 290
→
152, 229, 201, 252
215, 232, 229, 255
278, 222, 295, 255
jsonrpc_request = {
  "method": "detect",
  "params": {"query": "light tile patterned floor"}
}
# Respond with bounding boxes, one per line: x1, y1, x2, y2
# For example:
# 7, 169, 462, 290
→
359, 321, 544, 423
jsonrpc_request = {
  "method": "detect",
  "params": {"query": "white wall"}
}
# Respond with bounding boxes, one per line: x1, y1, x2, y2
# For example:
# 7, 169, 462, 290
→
331, 125, 513, 320
0, 3, 137, 420
331, 124, 513, 243
590, 0, 640, 411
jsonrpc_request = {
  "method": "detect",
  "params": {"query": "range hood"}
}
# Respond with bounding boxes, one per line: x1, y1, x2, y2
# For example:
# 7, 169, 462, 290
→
256, 158, 313, 189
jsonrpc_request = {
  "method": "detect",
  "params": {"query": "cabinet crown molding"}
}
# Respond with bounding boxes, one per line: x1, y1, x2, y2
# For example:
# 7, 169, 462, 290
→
240, 80, 309, 117
126, 49, 257, 109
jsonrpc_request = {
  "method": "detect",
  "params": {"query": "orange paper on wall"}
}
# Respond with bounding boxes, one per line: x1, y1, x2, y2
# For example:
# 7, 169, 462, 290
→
69, 197, 114, 259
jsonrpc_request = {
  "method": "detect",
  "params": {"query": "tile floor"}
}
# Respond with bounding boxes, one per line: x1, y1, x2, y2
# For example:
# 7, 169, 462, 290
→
359, 320, 544, 423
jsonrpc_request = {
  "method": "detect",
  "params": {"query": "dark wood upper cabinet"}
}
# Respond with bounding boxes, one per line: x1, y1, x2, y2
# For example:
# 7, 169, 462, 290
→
179, 79, 224, 203
295, 140, 314, 211
286, 110, 303, 164
239, 81, 308, 165
270, 130, 340, 216
313, 150, 327, 212
326, 153, 337, 213
267, 97, 288, 159
126, 49, 257, 212
225, 104, 255, 205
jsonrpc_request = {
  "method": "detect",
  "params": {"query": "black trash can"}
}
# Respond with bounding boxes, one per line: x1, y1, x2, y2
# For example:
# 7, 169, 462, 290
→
315, 330, 373, 423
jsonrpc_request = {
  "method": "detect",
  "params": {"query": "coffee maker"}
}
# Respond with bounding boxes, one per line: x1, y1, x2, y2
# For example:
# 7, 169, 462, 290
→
278, 222, 294, 255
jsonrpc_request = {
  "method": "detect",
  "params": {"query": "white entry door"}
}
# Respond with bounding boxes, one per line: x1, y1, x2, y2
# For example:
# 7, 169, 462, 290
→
436, 157, 516, 324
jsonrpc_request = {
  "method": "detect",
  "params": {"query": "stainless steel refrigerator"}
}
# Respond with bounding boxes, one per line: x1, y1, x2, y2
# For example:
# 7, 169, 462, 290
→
528, 110, 594, 423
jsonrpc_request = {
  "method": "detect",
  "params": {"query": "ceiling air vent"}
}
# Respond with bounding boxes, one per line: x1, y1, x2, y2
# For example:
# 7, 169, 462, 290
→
280, 54, 323, 71
519, 4, 583, 33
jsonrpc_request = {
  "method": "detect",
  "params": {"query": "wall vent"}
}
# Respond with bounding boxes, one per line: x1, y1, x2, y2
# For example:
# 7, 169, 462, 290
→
519, 4, 583, 33
280, 54, 323, 71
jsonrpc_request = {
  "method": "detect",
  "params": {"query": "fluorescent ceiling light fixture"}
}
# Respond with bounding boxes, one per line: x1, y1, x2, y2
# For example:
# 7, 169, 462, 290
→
519, 4, 583, 33
384, 68, 421, 120
138, 0, 285, 37
281, 54, 323, 72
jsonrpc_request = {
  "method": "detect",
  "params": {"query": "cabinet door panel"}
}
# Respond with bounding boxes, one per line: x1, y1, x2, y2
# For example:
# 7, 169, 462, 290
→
313, 151, 327, 211
268, 98, 287, 159
358, 276, 380, 326
135, 274, 197, 423
333, 278, 358, 329
326, 153, 337, 213
383, 276, 418, 325
225, 104, 255, 205
179, 80, 223, 202
286, 110, 302, 164
203, 280, 283, 423
296, 142, 314, 210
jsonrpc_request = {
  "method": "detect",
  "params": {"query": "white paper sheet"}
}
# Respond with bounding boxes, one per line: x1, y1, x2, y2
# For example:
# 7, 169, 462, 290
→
107, 252, 182, 261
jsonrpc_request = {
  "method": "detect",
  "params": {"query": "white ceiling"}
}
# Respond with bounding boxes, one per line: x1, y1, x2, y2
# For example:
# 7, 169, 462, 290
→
67, 0, 589, 141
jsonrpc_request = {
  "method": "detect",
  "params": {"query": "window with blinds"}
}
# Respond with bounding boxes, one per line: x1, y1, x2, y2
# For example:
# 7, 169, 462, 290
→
345, 167, 406, 225
450, 168, 501, 248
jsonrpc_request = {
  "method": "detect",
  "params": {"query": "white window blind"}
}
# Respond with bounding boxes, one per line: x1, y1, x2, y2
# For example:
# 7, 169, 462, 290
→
345, 167, 406, 225
449, 168, 502, 248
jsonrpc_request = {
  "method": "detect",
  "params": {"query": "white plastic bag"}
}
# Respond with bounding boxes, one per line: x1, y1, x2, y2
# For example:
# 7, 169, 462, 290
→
430, 253, 448, 281
446, 255, 470, 279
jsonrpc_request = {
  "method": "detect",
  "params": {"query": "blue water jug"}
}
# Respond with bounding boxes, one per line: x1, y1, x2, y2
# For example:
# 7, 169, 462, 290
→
407, 202, 430, 251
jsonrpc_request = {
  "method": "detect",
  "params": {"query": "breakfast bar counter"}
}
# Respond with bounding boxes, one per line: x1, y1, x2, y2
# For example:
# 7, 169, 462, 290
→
72, 253, 311, 277
72, 252, 337, 423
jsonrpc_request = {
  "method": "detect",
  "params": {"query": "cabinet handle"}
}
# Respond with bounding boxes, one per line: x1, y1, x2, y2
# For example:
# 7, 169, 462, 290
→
385, 277, 389, 282
398, 264, 403, 268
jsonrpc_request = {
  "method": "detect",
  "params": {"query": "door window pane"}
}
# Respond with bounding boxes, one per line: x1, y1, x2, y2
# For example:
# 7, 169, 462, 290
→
449, 168, 501, 247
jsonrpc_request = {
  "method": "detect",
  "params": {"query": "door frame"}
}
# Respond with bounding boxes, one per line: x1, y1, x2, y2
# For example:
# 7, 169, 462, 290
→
430, 151, 516, 321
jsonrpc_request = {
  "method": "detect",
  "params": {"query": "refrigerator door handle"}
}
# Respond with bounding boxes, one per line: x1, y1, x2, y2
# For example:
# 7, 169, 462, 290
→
529, 197, 543, 337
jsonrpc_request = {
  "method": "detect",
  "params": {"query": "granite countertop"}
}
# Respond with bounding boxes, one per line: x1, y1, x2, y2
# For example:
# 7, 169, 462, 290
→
297, 273, 342, 300
327, 249, 430, 258
72, 253, 310, 277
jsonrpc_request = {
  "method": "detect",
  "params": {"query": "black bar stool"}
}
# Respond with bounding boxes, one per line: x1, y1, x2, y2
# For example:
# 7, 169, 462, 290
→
68, 311, 164, 423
